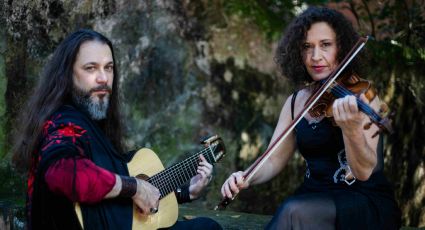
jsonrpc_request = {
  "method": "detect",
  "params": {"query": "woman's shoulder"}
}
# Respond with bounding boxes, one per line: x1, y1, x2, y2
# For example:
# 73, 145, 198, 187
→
288, 87, 311, 104
279, 88, 311, 117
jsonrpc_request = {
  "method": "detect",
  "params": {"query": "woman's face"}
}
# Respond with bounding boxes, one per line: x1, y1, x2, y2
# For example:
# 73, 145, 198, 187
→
302, 22, 338, 81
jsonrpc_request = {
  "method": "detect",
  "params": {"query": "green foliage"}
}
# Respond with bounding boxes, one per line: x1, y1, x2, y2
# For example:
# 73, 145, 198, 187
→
0, 160, 26, 204
222, 0, 330, 40
222, 0, 296, 40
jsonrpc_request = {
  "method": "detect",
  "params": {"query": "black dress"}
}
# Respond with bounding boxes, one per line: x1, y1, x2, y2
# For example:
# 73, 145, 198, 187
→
266, 93, 401, 230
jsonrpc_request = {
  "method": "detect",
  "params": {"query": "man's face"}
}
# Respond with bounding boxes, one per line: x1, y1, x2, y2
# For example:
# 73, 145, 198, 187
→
72, 40, 114, 120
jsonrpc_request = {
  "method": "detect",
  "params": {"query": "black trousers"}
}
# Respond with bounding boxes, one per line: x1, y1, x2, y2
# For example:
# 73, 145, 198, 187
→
162, 217, 223, 230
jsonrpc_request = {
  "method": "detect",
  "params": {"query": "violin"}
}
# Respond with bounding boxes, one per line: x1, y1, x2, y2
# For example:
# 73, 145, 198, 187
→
307, 73, 393, 137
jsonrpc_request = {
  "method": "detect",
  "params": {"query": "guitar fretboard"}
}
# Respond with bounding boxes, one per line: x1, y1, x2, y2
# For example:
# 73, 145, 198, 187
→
147, 145, 217, 199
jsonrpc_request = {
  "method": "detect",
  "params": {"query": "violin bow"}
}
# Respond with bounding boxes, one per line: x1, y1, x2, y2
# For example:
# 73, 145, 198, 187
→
215, 36, 370, 210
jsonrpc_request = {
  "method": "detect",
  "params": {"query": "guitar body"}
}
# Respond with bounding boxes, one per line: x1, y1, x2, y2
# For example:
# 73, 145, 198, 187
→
75, 148, 179, 229
128, 148, 178, 229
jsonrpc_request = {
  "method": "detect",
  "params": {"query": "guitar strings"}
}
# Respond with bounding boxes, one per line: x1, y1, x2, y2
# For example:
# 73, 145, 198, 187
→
148, 145, 218, 198
164, 145, 216, 195
151, 147, 210, 192
166, 145, 216, 196
154, 146, 214, 197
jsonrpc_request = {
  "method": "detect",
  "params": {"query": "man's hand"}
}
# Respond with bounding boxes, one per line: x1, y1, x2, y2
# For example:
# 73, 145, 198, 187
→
132, 179, 160, 215
188, 154, 213, 200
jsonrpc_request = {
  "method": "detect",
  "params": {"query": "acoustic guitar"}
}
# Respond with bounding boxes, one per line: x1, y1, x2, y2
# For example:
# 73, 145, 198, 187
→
75, 135, 225, 229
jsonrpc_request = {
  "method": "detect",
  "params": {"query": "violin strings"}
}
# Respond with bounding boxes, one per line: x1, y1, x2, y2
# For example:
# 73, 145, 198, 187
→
331, 83, 381, 122
334, 85, 381, 122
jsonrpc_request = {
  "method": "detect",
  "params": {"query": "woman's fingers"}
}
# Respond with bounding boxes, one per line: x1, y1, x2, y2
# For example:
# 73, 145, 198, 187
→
221, 171, 246, 198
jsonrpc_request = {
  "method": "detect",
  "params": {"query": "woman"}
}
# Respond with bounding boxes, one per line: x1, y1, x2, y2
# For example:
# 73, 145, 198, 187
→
220, 7, 401, 229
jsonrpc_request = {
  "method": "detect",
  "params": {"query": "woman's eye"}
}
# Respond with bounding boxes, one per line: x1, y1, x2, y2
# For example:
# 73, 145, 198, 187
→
323, 42, 331, 47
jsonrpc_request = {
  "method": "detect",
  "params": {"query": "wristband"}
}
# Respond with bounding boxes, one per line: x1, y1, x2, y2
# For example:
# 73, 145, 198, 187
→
176, 184, 192, 204
119, 176, 137, 198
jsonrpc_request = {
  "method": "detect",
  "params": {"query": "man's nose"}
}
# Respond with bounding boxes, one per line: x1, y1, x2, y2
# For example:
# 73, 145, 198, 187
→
96, 70, 108, 84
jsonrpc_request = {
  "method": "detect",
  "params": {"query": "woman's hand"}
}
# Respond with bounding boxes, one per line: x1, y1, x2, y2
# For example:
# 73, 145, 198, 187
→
332, 94, 368, 133
188, 154, 213, 200
220, 171, 249, 199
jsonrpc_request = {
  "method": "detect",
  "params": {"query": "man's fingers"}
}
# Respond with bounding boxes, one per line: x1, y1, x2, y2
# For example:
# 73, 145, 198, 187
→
197, 169, 207, 178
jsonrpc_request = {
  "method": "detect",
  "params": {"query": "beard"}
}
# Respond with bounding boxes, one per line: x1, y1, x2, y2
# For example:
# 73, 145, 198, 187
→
71, 85, 112, 120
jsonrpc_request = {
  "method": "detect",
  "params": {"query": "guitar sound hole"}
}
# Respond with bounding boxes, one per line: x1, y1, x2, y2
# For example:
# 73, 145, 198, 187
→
136, 174, 149, 180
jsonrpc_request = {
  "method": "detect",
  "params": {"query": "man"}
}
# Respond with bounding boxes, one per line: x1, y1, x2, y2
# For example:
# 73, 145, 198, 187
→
12, 29, 221, 230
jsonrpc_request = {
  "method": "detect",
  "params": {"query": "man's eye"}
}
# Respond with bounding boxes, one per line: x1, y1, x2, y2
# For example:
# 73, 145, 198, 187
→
105, 65, 114, 71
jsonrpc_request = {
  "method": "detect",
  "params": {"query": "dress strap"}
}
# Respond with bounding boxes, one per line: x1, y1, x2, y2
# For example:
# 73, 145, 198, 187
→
291, 91, 298, 121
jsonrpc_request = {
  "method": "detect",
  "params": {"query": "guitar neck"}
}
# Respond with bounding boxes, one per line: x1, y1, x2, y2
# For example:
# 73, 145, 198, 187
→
147, 147, 216, 199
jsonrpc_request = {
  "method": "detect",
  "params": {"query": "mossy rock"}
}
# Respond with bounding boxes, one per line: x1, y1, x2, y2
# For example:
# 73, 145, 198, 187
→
179, 204, 272, 229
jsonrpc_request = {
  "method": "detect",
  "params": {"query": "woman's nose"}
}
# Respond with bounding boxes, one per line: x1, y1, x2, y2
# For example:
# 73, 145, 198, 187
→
311, 47, 322, 61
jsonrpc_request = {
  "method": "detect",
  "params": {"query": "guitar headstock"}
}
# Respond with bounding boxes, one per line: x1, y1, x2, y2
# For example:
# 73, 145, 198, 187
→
201, 135, 226, 163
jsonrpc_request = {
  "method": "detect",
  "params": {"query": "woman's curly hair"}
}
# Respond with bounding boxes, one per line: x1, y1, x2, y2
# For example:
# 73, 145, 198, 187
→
275, 6, 363, 85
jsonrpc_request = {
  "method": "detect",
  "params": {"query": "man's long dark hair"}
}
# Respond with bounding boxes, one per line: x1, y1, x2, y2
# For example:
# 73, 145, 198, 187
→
12, 29, 125, 171
275, 6, 364, 86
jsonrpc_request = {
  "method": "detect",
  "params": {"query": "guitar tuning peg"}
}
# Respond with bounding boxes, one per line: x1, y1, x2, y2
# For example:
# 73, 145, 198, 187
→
200, 134, 219, 145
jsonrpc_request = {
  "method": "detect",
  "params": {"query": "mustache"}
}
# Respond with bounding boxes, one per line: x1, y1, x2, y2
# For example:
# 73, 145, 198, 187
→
89, 85, 112, 94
